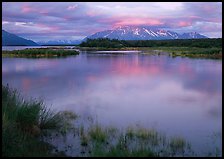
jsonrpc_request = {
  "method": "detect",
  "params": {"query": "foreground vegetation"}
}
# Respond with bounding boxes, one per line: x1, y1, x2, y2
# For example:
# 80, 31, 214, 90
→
2, 85, 221, 157
2, 48, 79, 58
2, 84, 77, 157
79, 38, 222, 59
69, 124, 194, 157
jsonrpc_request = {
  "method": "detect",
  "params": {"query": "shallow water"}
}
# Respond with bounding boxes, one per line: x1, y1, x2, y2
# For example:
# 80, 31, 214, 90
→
2, 48, 222, 156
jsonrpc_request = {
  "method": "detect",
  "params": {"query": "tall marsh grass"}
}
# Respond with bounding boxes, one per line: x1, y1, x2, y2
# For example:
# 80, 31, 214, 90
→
2, 84, 72, 156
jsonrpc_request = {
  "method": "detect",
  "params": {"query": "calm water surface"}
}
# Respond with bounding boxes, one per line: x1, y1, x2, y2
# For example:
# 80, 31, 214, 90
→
2, 47, 222, 156
2, 46, 74, 51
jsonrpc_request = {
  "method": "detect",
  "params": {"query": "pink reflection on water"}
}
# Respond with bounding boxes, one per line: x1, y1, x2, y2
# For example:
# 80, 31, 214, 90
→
114, 62, 160, 76
19, 75, 49, 95
39, 76, 49, 84
35, 60, 59, 70
22, 78, 31, 92
87, 75, 98, 82
177, 63, 195, 80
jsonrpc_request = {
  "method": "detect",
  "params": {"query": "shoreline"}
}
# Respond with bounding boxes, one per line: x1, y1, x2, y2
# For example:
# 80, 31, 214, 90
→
2, 46, 221, 59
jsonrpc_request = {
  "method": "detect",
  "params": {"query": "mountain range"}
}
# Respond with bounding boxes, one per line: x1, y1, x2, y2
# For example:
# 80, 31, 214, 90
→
2, 26, 208, 46
2, 30, 38, 46
85, 26, 208, 40
37, 39, 82, 45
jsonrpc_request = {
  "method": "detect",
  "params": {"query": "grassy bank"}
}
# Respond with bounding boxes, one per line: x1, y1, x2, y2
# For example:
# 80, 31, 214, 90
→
2, 84, 77, 157
78, 46, 222, 59
79, 38, 222, 59
140, 47, 222, 59
2, 48, 79, 58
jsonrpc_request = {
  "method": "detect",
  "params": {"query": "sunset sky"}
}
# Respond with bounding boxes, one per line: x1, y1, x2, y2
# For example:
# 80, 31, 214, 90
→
2, 2, 222, 42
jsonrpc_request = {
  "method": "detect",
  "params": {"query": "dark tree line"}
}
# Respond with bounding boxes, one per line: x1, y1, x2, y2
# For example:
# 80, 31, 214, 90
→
80, 38, 124, 48
79, 38, 222, 48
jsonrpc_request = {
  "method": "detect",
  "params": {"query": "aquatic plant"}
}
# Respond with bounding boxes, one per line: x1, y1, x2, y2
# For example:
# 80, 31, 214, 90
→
88, 124, 108, 143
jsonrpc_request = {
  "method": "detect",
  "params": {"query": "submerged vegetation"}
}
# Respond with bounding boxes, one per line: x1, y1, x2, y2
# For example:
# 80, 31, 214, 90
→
85, 125, 192, 157
2, 85, 221, 157
2, 48, 79, 58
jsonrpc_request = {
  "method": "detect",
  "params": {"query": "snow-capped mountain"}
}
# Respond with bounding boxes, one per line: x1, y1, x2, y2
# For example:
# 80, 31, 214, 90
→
2, 30, 38, 46
85, 26, 208, 40
179, 32, 207, 39
37, 39, 82, 45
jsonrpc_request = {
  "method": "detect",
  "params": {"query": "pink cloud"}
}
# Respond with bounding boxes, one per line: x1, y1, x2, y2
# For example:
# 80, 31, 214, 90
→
3, 2, 221, 40
202, 5, 216, 12
67, 5, 78, 10
47, 26, 60, 32
113, 17, 164, 27
39, 10, 49, 16
86, 11, 97, 17
22, 4, 49, 15
178, 21, 192, 27
36, 23, 60, 32
97, 16, 164, 28
22, 5, 34, 13
36, 23, 48, 28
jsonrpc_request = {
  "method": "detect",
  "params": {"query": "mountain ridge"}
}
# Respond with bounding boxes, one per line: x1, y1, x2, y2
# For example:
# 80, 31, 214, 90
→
2, 30, 38, 46
85, 26, 208, 41
2, 26, 209, 46
37, 39, 82, 45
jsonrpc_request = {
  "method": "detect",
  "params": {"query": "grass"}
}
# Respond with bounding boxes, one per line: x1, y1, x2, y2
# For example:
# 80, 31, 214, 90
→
91, 143, 156, 157
169, 137, 188, 156
2, 48, 79, 58
88, 124, 108, 143
2, 84, 76, 157
140, 47, 222, 59
71, 124, 192, 157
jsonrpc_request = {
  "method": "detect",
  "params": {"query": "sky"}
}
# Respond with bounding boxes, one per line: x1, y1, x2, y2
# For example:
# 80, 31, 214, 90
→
2, 2, 222, 42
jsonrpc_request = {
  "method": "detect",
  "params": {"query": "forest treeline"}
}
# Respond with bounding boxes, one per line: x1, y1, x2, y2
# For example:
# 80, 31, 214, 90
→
79, 38, 222, 48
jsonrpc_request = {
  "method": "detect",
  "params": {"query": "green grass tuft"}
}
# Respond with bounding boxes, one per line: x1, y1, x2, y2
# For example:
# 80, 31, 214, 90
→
2, 84, 74, 156
88, 124, 108, 143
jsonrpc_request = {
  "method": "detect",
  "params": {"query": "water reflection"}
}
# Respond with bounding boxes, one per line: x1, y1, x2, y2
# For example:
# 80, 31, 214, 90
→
2, 52, 222, 155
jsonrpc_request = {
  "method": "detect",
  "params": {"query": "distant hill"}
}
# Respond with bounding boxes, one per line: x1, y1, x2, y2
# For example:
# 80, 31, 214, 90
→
85, 26, 208, 41
37, 39, 82, 45
2, 30, 38, 46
